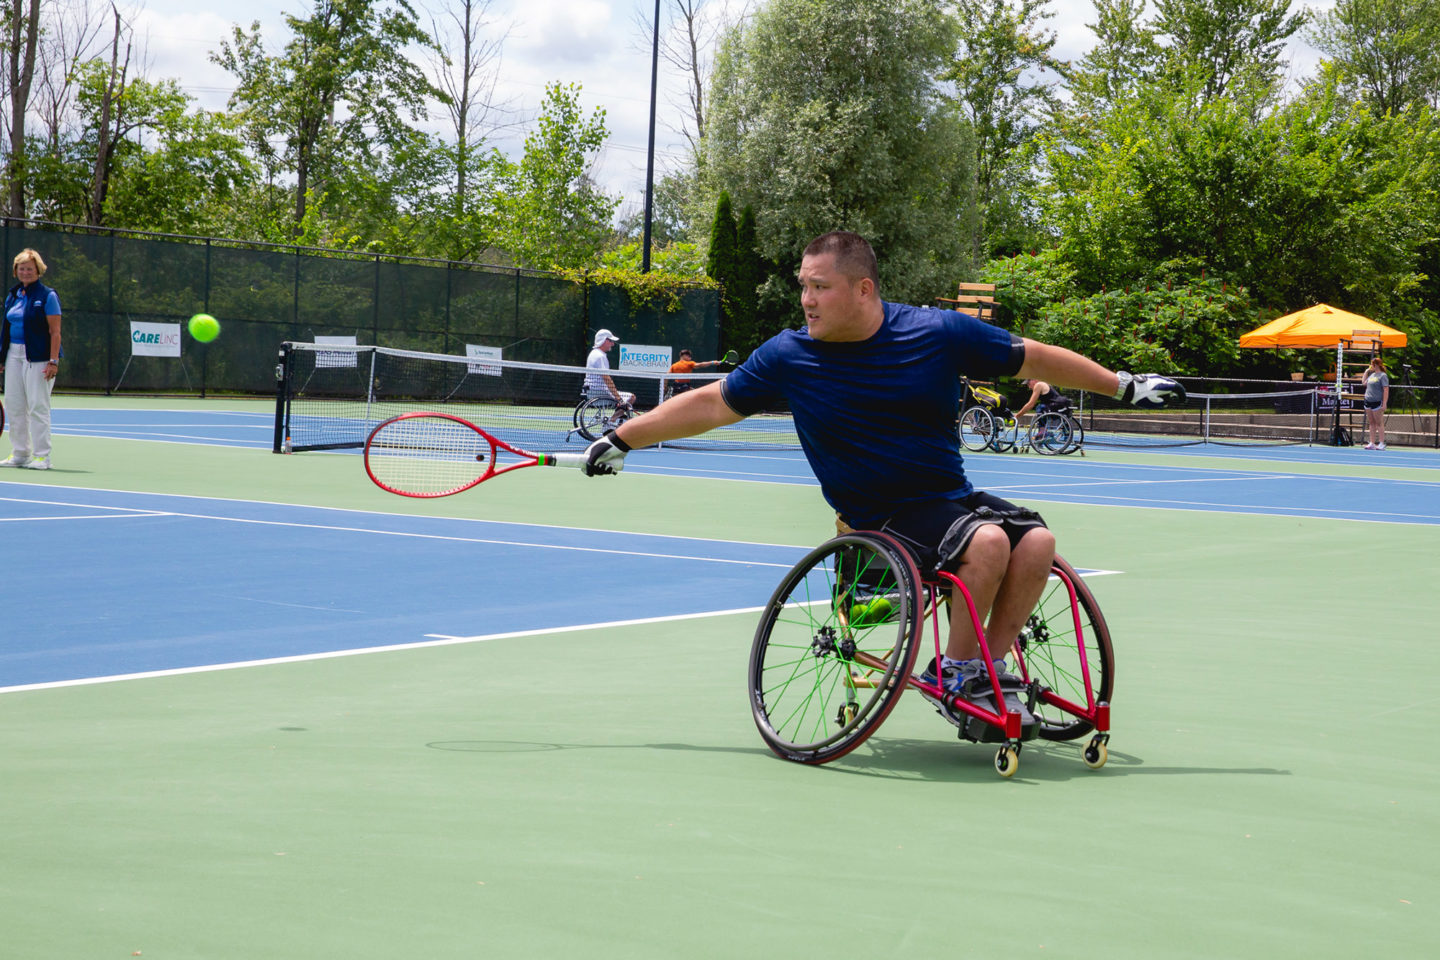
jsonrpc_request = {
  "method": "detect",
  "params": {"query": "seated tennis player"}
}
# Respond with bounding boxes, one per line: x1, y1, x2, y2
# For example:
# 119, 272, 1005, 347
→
1014, 377, 1073, 420
582, 231, 1184, 728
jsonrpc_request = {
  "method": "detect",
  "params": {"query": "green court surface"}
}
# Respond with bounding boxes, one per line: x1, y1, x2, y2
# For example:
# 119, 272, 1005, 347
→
3, 399, 1436, 959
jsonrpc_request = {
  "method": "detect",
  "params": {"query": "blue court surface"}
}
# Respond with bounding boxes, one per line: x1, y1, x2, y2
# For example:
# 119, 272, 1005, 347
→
0, 484, 809, 690
12, 405, 1438, 690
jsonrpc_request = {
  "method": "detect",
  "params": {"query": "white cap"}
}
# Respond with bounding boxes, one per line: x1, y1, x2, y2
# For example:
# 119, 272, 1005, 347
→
593, 329, 619, 347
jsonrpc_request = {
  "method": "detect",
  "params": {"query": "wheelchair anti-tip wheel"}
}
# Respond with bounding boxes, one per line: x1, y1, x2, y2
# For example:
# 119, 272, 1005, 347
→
1016, 555, 1114, 741
749, 531, 924, 764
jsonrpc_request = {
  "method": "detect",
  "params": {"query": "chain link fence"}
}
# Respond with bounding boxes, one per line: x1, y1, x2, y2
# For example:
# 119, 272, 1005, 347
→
2, 219, 719, 396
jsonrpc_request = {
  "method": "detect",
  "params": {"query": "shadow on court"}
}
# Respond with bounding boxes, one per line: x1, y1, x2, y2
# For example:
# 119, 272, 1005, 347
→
424, 735, 1291, 784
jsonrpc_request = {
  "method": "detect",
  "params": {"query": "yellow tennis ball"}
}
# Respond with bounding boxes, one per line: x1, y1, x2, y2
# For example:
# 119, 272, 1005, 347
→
188, 313, 220, 343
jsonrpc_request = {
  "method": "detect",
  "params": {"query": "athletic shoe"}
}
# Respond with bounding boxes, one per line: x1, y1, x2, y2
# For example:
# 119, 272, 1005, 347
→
1363, 443, 1376, 450
21, 455, 49, 470
1377, 443, 1387, 450
918, 656, 1036, 741
918, 655, 986, 694
0, 454, 27, 467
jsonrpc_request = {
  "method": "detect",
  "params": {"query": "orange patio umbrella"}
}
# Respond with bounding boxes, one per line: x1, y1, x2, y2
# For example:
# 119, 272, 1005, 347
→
1239, 303, 1408, 348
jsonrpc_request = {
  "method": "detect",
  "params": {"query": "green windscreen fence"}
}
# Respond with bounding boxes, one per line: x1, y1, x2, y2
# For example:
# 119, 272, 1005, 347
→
2, 221, 719, 395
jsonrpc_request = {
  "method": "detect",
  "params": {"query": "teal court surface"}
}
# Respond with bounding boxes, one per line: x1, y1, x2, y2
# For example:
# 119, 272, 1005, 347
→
2, 397, 1436, 958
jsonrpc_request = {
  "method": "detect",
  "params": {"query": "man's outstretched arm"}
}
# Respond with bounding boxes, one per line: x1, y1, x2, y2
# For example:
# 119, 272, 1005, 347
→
584, 382, 744, 476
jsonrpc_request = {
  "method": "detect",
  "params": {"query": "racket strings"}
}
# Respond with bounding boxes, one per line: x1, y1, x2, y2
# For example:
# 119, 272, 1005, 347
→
368, 416, 493, 495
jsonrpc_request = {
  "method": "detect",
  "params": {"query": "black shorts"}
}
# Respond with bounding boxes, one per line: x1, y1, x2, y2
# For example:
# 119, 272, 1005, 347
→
1364, 400, 1383, 411
876, 492, 1047, 575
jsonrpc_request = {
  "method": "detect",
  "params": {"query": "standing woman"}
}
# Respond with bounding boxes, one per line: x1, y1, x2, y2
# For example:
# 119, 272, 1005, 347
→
1, 248, 63, 469
1361, 356, 1390, 451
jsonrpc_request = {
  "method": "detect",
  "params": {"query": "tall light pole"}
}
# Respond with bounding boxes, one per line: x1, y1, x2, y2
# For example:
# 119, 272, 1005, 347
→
642, 0, 661, 273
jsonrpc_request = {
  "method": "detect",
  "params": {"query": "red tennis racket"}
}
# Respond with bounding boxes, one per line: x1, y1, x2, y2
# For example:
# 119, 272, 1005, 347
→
364, 412, 588, 498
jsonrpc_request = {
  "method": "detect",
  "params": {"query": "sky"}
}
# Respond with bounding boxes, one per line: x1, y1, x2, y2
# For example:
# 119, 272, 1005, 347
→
132, 0, 1336, 224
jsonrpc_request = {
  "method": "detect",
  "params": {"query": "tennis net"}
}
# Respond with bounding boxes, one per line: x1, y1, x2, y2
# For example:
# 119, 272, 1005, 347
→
272, 341, 798, 453
273, 342, 1329, 455
1074, 386, 1324, 447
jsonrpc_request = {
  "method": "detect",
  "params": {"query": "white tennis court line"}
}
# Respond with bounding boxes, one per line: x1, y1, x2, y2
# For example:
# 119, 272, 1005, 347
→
0, 606, 769, 695
0, 513, 167, 522
2, 565, 1119, 695
0, 481, 814, 551
0, 493, 800, 568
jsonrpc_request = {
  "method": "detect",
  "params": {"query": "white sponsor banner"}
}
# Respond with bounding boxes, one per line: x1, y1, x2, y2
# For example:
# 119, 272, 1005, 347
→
314, 335, 358, 368
130, 321, 182, 357
466, 344, 502, 376
618, 343, 672, 373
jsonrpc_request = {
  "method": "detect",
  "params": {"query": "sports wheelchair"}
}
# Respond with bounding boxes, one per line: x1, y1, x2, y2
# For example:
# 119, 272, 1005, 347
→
748, 529, 1112, 778
958, 379, 1084, 455
570, 393, 637, 442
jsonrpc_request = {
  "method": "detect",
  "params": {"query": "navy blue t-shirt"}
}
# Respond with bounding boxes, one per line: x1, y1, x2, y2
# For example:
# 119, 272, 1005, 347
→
721, 302, 1019, 527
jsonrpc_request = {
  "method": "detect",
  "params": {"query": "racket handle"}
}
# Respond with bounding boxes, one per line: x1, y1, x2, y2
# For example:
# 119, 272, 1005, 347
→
541, 452, 590, 469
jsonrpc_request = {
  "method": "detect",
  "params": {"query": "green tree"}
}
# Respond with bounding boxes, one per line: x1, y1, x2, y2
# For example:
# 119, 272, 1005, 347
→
25, 63, 251, 234
1067, 0, 1161, 115
1039, 76, 1439, 333
491, 82, 617, 270
732, 203, 762, 351
4, 0, 42, 216
619, 170, 695, 246
1150, 0, 1308, 101
213, 0, 440, 239
1309, 0, 1440, 115
944, 0, 1064, 259
705, 189, 736, 280
702, 0, 976, 311
706, 190, 741, 350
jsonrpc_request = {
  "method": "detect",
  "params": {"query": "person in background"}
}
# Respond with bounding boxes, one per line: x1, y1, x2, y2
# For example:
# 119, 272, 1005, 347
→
1361, 356, 1389, 450
667, 348, 727, 395
1, 248, 63, 470
1012, 377, 1073, 421
584, 329, 634, 408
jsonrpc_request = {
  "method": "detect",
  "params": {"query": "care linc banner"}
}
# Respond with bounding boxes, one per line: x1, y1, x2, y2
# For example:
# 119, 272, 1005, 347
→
130, 321, 182, 357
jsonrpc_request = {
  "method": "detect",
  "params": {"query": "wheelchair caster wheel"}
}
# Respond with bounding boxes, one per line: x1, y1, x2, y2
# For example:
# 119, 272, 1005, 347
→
836, 702, 859, 727
1083, 737, 1108, 769
994, 746, 1020, 778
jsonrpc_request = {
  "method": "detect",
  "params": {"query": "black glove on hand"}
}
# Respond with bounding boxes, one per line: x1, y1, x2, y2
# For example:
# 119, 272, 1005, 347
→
1114, 372, 1187, 408
583, 430, 631, 476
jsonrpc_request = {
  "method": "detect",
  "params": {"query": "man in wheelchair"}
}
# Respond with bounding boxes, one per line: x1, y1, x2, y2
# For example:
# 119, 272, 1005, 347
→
1014, 377, 1073, 421
582, 231, 1184, 732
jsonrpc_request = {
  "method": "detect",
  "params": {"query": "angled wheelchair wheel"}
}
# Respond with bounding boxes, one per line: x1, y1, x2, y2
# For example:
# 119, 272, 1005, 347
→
575, 396, 631, 441
749, 531, 924, 764
1027, 411, 1073, 455
1016, 555, 1113, 741
1061, 416, 1084, 454
958, 406, 995, 452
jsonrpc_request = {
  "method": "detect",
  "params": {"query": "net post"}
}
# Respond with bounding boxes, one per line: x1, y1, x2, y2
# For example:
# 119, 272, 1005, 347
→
366, 348, 378, 426
273, 342, 292, 453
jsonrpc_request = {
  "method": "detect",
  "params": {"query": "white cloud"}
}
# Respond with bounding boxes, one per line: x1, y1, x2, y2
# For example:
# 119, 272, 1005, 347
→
505, 0, 618, 64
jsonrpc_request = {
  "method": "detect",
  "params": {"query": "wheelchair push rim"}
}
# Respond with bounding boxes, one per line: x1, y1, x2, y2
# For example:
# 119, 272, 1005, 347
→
749, 532, 924, 764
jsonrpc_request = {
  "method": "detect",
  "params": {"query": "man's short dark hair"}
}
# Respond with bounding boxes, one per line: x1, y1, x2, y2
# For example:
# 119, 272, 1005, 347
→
803, 231, 880, 288
679, 348, 692, 357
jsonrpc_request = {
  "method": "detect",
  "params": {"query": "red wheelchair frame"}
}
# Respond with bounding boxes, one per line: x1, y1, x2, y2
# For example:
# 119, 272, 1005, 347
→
748, 530, 1113, 778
